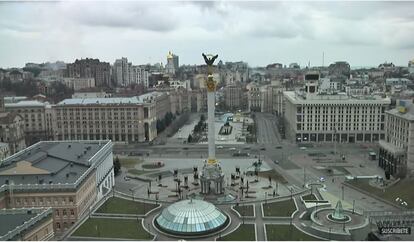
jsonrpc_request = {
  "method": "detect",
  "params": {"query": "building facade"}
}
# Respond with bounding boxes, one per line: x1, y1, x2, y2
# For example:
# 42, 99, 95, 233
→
224, 85, 242, 111
5, 101, 54, 146
0, 208, 54, 241
52, 96, 157, 143
66, 59, 111, 87
378, 100, 414, 178
283, 81, 391, 143
63, 77, 96, 91
0, 112, 26, 154
0, 140, 114, 235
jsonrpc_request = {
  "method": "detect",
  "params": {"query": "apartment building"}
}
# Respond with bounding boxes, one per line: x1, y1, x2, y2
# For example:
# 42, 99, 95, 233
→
53, 95, 157, 143
4, 100, 54, 146
0, 140, 114, 235
379, 100, 414, 178
66, 59, 111, 87
283, 79, 391, 143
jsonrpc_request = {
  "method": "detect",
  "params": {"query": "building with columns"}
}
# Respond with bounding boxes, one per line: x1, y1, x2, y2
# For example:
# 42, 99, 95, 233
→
283, 73, 391, 143
52, 95, 157, 143
379, 100, 414, 178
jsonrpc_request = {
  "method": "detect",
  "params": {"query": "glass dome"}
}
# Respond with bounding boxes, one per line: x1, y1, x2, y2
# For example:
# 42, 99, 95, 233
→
155, 199, 228, 235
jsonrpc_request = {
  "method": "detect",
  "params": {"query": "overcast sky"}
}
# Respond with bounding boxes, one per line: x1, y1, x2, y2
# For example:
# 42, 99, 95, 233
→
0, 1, 413, 68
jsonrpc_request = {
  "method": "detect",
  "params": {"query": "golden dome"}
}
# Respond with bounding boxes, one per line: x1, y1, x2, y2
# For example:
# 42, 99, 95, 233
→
167, 51, 173, 59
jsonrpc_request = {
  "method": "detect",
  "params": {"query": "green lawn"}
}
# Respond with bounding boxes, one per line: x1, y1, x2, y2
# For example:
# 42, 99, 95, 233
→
96, 197, 158, 215
72, 218, 152, 240
120, 158, 143, 168
266, 224, 319, 241
302, 194, 317, 201
218, 224, 256, 241
263, 199, 296, 217
233, 204, 254, 217
347, 178, 414, 209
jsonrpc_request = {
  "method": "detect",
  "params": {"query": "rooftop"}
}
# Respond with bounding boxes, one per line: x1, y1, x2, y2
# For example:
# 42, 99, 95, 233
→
155, 199, 228, 235
5, 100, 49, 108
0, 140, 111, 191
0, 208, 53, 240
57, 91, 162, 106
386, 100, 414, 121
284, 91, 390, 105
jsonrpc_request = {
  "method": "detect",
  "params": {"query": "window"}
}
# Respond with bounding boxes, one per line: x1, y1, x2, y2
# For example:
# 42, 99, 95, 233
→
56, 222, 61, 229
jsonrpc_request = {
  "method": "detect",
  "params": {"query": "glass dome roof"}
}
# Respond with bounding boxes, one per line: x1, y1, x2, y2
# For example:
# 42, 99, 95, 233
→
155, 199, 228, 235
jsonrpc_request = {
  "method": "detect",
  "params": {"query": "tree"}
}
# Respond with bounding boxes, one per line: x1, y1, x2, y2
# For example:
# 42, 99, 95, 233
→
114, 156, 121, 175
187, 134, 193, 143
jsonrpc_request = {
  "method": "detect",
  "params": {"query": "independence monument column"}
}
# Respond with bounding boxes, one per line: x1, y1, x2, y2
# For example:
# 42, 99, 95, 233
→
200, 53, 224, 194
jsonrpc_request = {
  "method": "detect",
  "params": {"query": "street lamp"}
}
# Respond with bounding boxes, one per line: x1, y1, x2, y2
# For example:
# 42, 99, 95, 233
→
265, 192, 268, 204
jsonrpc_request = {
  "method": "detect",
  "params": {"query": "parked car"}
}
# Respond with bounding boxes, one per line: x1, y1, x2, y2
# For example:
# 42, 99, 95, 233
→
229, 147, 237, 151
217, 145, 224, 149
275, 146, 283, 149
273, 160, 279, 164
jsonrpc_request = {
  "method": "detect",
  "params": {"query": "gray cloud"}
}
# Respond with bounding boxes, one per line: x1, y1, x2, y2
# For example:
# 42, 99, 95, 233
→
0, 1, 413, 68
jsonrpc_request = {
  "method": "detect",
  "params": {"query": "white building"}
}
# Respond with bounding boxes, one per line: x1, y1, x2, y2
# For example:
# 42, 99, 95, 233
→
129, 65, 149, 88
63, 77, 96, 91
379, 100, 414, 178
283, 80, 391, 143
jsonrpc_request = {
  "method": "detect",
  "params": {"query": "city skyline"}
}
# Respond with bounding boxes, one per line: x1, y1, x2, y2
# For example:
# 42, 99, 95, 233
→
1, 1, 414, 68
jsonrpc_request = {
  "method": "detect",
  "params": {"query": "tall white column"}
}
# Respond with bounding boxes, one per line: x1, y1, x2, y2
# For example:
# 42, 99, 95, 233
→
207, 91, 215, 160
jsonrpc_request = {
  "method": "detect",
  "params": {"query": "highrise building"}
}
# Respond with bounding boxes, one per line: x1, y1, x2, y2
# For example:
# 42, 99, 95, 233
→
66, 59, 111, 87
113, 57, 130, 86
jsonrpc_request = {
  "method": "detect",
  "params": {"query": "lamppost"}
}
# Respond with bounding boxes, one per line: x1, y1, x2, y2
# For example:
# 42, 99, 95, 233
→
303, 167, 306, 187
341, 185, 344, 201
129, 188, 135, 201
265, 192, 268, 204
352, 200, 355, 214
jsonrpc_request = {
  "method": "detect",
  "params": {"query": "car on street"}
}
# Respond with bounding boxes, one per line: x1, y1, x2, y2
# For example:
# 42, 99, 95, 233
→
319, 177, 325, 182
300, 147, 307, 150
229, 147, 236, 151
260, 147, 266, 150
124, 177, 130, 181
243, 147, 251, 150
217, 145, 224, 149
275, 146, 283, 149
273, 160, 279, 164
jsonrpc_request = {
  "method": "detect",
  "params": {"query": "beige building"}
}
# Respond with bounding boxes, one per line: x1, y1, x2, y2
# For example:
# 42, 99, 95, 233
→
283, 81, 391, 143
0, 112, 26, 154
5, 100, 54, 146
53, 95, 157, 143
246, 82, 262, 112
379, 100, 414, 178
0, 208, 54, 241
0, 140, 114, 236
